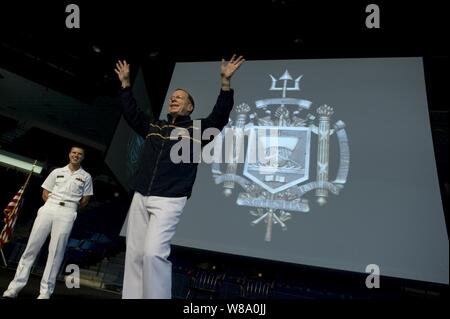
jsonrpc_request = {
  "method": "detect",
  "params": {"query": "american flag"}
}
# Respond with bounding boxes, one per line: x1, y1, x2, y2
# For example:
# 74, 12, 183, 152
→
0, 187, 25, 249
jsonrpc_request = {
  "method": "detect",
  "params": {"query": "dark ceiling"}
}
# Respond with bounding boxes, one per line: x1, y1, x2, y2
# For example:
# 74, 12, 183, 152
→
0, 0, 447, 109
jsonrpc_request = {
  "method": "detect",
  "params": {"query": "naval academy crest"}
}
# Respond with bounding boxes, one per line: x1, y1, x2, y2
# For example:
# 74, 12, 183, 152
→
211, 70, 350, 241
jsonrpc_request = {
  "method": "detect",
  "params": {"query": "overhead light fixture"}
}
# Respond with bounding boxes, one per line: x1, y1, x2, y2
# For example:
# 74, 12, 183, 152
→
0, 149, 44, 175
149, 51, 159, 60
92, 45, 101, 53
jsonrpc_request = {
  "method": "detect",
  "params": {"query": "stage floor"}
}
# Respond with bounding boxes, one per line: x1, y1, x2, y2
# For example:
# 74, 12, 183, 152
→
0, 267, 120, 299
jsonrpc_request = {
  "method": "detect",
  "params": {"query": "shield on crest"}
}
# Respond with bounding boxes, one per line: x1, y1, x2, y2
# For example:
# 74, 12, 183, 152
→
243, 126, 311, 194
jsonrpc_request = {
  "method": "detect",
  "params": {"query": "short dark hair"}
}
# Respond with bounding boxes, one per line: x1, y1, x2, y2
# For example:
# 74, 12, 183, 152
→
175, 88, 195, 112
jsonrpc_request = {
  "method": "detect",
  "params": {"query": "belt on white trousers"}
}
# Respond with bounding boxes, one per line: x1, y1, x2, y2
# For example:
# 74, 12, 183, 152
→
46, 199, 79, 209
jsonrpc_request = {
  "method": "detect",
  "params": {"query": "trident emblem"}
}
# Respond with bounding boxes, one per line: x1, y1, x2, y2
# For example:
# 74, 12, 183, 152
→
270, 70, 303, 97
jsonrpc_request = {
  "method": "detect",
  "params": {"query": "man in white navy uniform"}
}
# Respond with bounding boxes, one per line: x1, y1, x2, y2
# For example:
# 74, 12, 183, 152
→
2, 146, 93, 299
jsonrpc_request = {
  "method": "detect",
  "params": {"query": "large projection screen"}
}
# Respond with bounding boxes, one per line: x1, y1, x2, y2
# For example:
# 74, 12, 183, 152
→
170, 57, 448, 285
112, 57, 448, 285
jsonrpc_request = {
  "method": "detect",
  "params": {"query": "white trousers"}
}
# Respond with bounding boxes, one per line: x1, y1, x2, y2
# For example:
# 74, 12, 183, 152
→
122, 192, 187, 299
7, 202, 77, 296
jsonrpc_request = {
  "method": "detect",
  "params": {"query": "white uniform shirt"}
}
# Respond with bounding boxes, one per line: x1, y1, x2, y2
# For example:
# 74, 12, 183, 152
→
41, 165, 93, 204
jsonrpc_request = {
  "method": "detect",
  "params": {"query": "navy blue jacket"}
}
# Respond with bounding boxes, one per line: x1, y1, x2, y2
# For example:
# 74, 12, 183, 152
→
119, 87, 234, 198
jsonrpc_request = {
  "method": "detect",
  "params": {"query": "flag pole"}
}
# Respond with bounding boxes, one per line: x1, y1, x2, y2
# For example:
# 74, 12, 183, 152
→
0, 249, 6, 267
0, 160, 37, 267
17, 160, 37, 201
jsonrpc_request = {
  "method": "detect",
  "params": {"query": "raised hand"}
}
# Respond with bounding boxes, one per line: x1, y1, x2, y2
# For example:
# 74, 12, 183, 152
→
114, 60, 131, 88
221, 54, 245, 80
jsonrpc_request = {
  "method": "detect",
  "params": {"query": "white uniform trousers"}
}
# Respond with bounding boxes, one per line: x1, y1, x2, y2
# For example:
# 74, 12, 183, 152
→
7, 201, 77, 296
122, 192, 187, 299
